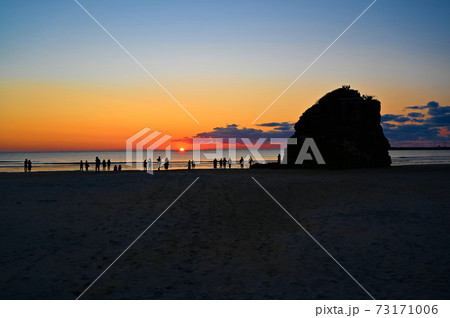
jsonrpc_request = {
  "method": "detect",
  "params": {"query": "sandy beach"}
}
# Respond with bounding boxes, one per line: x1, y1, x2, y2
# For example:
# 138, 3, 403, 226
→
0, 165, 449, 299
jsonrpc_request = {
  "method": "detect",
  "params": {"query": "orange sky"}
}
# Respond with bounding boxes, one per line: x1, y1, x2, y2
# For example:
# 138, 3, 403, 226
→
1, 78, 449, 151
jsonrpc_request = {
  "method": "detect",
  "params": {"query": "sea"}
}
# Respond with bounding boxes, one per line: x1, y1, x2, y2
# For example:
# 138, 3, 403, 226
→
1, 149, 450, 172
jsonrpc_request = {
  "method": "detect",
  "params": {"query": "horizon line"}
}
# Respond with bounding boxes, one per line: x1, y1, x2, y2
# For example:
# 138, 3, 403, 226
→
1, 146, 450, 153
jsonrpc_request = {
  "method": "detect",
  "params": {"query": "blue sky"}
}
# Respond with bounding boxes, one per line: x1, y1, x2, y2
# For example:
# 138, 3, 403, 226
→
2, 0, 449, 82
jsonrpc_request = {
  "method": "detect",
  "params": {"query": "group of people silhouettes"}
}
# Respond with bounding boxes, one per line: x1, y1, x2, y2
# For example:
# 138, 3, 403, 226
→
23, 154, 278, 173
79, 157, 121, 172
141, 156, 256, 171
158, 156, 170, 170
143, 156, 258, 171
187, 160, 196, 170
143, 156, 170, 171
212, 156, 254, 169
24, 159, 32, 172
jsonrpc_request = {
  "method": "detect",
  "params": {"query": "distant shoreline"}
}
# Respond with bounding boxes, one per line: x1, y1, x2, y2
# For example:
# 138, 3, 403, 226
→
390, 147, 450, 150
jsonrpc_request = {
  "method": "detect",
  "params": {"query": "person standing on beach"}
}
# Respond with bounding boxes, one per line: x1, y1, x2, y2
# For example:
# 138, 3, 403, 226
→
249, 156, 253, 168
102, 159, 106, 170
164, 157, 169, 170
219, 158, 223, 169
95, 157, 100, 173
228, 157, 232, 169
27, 160, 32, 172
188, 160, 191, 170
240, 157, 244, 169
157, 156, 162, 170
107, 159, 111, 170
80, 160, 83, 171
85, 160, 89, 172
223, 157, 227, 169
24, 159, 28, 172
192, 160, 196, 169
213, 158, 217, 169
143, 159, 147, 171
277, 153, 281, 164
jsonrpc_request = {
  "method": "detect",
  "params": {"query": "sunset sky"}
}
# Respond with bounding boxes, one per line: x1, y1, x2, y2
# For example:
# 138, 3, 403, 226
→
1, 0, 449, 150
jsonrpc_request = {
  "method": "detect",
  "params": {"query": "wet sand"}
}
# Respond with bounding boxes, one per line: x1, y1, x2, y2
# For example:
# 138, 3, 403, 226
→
0, 165, 449, 299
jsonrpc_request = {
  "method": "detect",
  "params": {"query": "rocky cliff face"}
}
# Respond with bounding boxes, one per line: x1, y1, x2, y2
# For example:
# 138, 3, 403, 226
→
287, 86, 391, 168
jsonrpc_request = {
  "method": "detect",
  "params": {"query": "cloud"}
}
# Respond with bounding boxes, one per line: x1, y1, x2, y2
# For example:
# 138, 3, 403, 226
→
381, 114, 410, 123
382, 122, 397, 129
256, 122, 284, 127
407, 112, 425, 118
382, 101, 450, 146
405, 101, 440, 110
256, 121, 295, 131
428, 105, 450, 116
427, 101, 440, 108
257, 121, 293, 128
193, 124, 264, 139
193, 123, 294, 140
274, 125, 294, 131
172, 122, 295, 147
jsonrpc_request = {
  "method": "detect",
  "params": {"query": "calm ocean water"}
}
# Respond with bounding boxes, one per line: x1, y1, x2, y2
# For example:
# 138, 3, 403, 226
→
0, 149, 280, 172
1, 149, 450, 172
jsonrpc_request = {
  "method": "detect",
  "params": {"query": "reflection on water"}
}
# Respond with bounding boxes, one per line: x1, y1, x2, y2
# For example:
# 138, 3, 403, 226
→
1, 149, 449, 172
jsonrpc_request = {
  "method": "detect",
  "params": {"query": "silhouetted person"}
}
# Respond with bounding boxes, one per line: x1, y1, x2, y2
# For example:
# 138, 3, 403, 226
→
102, 159, 106, 170
223, 157, 227, 169
157, 156, 162, 170
107, 159, 111, 170
113, 165, 117, 171
219, 158, 223, 169
24, 159, 28, 172
277, 153, 281, 164
95, 157, 100, 173
27, 160, 32, 172
143, 159, 147, 171
188, 160, 191, 170
213, 158, 217, 169
249, 156, 253, 167
80, 160, 83, 171
192, 160, 196, 169
85, 160, 89, 172
164, 157, 169, 170
118, 165, 122, 171
228, 157, 232, 169
240, 157, 244, 169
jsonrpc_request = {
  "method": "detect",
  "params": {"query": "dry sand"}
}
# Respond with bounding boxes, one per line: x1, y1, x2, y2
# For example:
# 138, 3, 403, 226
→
0, 165, 449, 299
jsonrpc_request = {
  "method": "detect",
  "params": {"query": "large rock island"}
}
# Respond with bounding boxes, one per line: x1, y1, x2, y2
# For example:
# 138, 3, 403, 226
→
286, 86, 391, 168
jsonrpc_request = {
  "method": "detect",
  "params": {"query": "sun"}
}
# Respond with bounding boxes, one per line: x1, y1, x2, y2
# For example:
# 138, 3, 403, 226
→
179, 147, 185, 152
